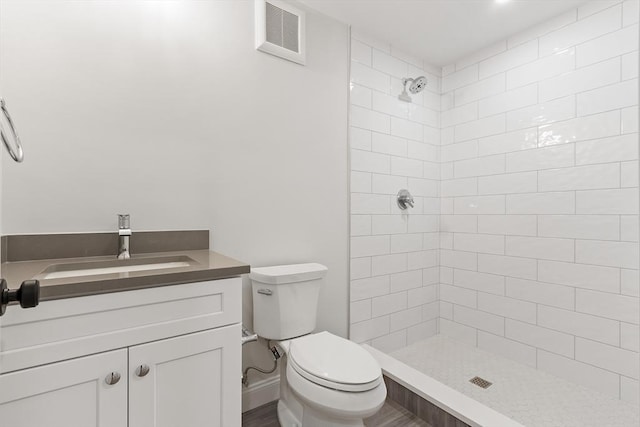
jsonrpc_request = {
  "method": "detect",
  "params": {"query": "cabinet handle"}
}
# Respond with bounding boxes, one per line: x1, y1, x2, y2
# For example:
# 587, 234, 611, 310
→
135, 364, 150, 377
105, 372, 121, 385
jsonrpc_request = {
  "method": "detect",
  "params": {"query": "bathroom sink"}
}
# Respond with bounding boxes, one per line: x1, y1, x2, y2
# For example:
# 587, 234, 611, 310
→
39, 255, 197, 280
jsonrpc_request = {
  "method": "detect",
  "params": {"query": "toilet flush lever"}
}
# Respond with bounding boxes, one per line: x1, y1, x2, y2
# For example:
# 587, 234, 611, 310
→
257, 289, 273, 296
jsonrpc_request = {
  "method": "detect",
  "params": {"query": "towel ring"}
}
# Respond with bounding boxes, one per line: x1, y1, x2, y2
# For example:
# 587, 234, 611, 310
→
0, 98, 24, 163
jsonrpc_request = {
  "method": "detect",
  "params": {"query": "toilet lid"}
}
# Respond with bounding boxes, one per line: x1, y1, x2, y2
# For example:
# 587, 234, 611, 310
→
289, 332, 382, 392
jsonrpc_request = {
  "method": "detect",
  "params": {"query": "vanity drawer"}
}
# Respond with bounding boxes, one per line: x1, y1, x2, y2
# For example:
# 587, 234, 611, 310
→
0, 277, 241, 373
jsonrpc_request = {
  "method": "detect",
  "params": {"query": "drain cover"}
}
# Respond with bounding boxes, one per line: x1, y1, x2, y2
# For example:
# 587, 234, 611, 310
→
469, 376, 492, 389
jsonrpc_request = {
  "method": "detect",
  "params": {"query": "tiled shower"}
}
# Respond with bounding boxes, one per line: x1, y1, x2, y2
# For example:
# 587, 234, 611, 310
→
349, 35, 442, 348
349, 0, 639, 404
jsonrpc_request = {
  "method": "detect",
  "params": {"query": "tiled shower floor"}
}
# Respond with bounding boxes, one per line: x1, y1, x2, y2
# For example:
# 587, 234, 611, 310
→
390, 335, 639, 427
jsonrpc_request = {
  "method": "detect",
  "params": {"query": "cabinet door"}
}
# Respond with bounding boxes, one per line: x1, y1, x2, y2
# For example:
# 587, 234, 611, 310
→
129, 324, 241, 427
0, 348, 127, 427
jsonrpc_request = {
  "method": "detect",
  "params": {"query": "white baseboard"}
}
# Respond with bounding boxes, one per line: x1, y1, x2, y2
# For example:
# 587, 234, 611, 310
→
242, 376, 280, 413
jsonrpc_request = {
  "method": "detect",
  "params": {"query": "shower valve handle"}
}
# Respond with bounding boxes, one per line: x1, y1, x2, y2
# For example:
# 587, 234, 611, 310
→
397, 189, 414, 210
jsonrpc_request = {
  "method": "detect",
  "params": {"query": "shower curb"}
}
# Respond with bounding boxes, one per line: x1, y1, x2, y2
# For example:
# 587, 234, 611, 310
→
363, 344, 525, 427
384, 376, 472, 427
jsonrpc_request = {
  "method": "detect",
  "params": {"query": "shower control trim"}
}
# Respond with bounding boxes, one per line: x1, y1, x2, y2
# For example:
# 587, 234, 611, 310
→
397, 189, 414, 210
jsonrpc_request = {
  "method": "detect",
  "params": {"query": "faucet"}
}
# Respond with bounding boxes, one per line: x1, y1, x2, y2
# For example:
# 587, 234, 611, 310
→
117, 214, 131, 259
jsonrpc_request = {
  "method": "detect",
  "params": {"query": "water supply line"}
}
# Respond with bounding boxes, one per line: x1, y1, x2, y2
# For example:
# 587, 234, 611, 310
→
242, 326, 258, 345
242, 333, 280, 387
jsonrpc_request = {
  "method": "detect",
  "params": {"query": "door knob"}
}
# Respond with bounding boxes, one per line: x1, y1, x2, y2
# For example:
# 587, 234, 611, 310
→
135, 364, 150, 377
0, 279, 40, 316
105, 372, 121, 385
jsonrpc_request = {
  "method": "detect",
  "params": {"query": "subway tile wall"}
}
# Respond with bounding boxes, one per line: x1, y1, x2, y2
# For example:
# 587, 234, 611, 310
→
350, 0, 639, 404
349, 30, 442, 353
439, 0, 639, 404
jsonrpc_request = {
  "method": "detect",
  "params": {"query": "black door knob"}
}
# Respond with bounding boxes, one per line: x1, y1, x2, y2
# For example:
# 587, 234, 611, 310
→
0, 278, 40, 316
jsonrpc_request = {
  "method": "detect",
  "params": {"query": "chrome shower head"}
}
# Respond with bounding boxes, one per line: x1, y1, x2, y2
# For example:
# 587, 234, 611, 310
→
408, 76, 427, 93
398, 76, 427, 103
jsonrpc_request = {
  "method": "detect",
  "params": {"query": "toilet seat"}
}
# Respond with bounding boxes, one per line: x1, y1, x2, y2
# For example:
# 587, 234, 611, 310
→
288, 332, 382, 392
286, 360, 387, 420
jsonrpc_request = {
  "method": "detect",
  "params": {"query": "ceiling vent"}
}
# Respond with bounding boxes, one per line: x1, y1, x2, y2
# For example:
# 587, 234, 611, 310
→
255, 0, 306, 65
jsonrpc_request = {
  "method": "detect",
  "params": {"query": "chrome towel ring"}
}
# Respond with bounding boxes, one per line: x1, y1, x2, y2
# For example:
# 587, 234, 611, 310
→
0, 98, 24, 163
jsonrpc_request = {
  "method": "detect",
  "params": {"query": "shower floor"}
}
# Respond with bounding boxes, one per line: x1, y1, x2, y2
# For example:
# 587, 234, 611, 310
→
388, 335, 639, 427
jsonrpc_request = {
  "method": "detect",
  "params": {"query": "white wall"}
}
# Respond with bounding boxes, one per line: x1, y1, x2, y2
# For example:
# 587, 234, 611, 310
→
348, 32, 442, 352
0, 0, 349, 391
439, 0, 639, 404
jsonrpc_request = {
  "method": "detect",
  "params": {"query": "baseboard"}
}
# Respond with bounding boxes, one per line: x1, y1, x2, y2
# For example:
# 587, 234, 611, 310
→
242, 376, 280, 413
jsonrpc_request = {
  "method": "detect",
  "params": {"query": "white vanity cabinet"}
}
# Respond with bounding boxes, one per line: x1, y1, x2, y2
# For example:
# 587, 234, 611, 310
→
0, 349, 128, 427
129, 325, 241, 427
0, 277, 242, 427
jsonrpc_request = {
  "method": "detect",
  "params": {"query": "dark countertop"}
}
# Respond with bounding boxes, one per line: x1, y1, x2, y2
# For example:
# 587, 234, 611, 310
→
1, 250, 250, 301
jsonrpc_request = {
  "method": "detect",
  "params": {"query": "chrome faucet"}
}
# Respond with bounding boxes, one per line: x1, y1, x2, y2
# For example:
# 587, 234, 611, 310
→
117, 214, 131, 259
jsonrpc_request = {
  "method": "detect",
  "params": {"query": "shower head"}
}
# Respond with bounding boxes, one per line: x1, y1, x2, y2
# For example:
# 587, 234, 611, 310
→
408, 76, 427, 93
398, 76, 427, 103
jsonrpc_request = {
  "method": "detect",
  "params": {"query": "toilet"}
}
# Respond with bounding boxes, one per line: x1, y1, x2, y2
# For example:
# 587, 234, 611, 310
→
250, 263, 386, 427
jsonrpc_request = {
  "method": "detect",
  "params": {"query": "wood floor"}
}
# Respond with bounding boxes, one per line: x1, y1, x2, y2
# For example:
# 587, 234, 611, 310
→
242, 399, 432, 427
242, 401, 280, 427
364, 399, 433, 427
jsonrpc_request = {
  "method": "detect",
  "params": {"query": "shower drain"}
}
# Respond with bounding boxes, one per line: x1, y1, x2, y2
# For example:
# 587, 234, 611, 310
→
469, 376, 493, 389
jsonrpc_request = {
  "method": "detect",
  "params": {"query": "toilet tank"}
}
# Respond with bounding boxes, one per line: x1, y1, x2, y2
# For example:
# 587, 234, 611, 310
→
250, 263, 328, 340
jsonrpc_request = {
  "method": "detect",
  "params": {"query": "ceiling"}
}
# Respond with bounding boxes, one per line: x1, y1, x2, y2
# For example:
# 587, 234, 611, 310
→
300, 0, 589, 66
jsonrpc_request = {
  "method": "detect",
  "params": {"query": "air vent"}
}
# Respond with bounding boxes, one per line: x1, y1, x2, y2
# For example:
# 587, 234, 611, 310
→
265, 2, 299, 51
255, 0, 306, 65
469, 376, 493, 389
